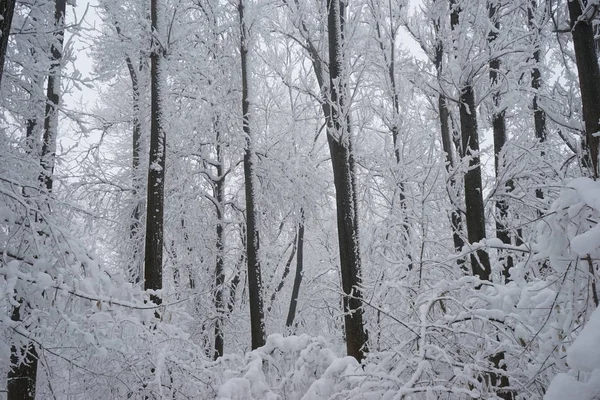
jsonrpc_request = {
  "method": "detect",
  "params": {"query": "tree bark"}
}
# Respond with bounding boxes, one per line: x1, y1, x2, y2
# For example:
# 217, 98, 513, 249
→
144, 0, 165, 306
488, 1, 513, 283
239, 0, 266, 350
40, 0, 67, 192
0, 0, 16, 87
286, 210, 305, 328
327, 0, 367, 362
213, 119, 225, 359
568, 0, 600, 178
7, 306, 38, 400
450, 0, 491, 281
432, 8, 465, 266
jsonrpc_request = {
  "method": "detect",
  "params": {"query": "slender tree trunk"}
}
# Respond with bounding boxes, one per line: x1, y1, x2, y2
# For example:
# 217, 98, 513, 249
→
369, 0, 412, 269
528, 0, 546, 146
144, 0, 164, 306
488, 1, 513, 283
568, 0, 600, 178
286, 210, 305, 328
450, 3, 512, 397
126, 57, 143, 284
9, 2, 67, 397
40, 0, 67, 192
327, 0, 367, 362
432, 10, 465, 266
213, 121, 225, 359
0, 0, 16, 87
239, 0, 266, 350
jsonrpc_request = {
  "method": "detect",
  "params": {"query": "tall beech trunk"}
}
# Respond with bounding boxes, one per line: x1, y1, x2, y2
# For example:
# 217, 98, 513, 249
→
568, 0, 600, 178
213, 121, 225, 359
286, 210, 305, 328
327, 0, 367, 362
0, 0, 16, 87
239, 0, 266, 350
432, 9, 465, 265
40, 0, 67, 192
450, 1, 490, 282
488, 1, 513, 283
144, 0, 164, 306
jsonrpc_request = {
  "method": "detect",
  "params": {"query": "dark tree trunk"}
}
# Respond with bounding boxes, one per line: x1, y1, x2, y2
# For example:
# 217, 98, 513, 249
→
449, 3, 511, 397
268, 232, 297, 312
144, 0, 165, 306
7, 306, 38, 400
40, 0, 67, 192
568, 0, 600, 178
286, 210, 305, 328
9, 2, 67, 397
327, 0, 367, 362
488, 1, 513, 283
0, 0, 16, 87
213, 123, 225, 360
449, 1, 490, 282
458, 85, 491, 281
432, 10, 465, 266
528, 0, 546, 145
239, 0, 266, 350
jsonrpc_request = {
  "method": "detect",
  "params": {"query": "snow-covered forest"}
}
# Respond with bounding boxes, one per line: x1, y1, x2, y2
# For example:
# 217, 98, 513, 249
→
2, 0, 600, 398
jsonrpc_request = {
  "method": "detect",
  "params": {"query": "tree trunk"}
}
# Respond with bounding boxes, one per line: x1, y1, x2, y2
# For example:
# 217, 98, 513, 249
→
126, 57, 143, 284
450, 1, 490, 282
144, 0, 165, 306
488, 1, 512, 283
327, 0, 367, 362
0, 0, 16, 87
213, 121, 225, 360
7, 306, 38, 400
432, 9, 465, 267
40, 0, 67, 192
239, 0, 266, 350
286, 210, 305, 328
568, 0, 600, 178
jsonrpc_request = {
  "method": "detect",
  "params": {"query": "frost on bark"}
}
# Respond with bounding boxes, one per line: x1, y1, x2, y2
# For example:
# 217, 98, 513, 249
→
144, 0, 165, 305
432, 5, 465, 267
568, 0, 600, 178
488, 1, 513, 283
0, 0, 15, 87
40, 0, 67, 192
327, 0, 367, 362
450, 0, 490, 282
239, 0, 266, 350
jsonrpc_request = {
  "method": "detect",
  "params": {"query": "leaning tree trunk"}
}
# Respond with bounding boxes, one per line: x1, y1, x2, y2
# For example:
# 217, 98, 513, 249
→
327, 0, 368, 362
0, 0, 16, 87
286, 209, 305, 328
568, 0, 600, 178
144, 0, 165, 306
239, 0, 266, 350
